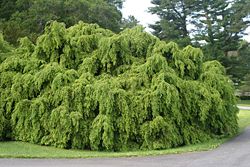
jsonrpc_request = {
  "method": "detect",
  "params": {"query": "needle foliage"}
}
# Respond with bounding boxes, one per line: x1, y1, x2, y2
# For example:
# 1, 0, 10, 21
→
0, 21, 238, 151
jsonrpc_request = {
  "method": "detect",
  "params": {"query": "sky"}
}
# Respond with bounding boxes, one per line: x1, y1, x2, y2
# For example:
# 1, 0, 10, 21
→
122, 0, 250, 42
122, 0, 159, 32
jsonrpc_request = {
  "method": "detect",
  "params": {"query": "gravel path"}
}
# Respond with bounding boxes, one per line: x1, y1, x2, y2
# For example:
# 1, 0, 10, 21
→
1, 126, 250, 167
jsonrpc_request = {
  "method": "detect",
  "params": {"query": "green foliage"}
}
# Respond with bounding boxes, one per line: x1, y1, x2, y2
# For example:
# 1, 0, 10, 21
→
0, 0, 17, 20
149, 0, 194, 47
0, 21, 239, 151
149, 0, 250, 84
121, 15, 140, 30
0, 0, 123, 45
0, 34, 13, 63
150, 0, 250, 53
223, 41, 250, 84
239, 74, 250, 98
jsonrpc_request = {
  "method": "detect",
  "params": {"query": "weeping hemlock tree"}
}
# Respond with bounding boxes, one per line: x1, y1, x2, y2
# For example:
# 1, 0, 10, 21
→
0, 21, 238, 151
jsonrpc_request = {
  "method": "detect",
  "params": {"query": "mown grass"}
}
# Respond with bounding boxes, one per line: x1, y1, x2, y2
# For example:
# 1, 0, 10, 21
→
238, 110, 250, 131
0, 110, 250, 159
0, 139, 226, 158
238, 100, 250, 106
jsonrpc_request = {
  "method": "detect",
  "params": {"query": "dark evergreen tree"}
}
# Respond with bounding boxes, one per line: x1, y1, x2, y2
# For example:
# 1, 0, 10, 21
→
0, 0, 17, 20
121, 15, 140, 29
225, 41, 250, 84
105, 0, 124, 9
149, 0, 196, 47
192, 0, 250, 59
239, 74, 250, 98
0, 0, 123, 45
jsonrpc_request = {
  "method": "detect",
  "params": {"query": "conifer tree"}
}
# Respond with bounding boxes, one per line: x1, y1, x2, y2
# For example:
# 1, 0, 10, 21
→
149, 0, 196, 47
0, 0, 123, 45
0, 21, 239, 151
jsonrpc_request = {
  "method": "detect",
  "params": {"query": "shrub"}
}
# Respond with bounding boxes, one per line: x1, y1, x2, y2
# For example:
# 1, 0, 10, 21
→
0, 21, 238, 151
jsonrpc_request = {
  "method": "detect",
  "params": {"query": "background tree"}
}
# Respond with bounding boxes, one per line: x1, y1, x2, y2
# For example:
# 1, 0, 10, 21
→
149, 0, 196, 47
0, 0, 123, 45
192, 0, 250, 58
239, 74, 250, 98
105, 0, 124, 9
0, 0, 17, 20
220, 41, 250, 84
121, 15, 140, 29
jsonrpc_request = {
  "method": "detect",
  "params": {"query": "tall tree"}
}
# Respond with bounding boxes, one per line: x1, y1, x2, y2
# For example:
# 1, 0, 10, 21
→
226, 41, 250, 83
0, 0, 123, 45
192, 0, 250, 59
121, 15, 140, 29
149, 0, 249, 51
0, 0, 17, 20
149, 0, 196, 47
105, 0, 124, 9
239, 73, 250, 98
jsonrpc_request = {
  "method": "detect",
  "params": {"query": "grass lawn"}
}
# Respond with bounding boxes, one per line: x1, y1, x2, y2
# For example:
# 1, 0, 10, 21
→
238, 100, 250, 106
238, 110, 250, 131
0, 110, 250, 159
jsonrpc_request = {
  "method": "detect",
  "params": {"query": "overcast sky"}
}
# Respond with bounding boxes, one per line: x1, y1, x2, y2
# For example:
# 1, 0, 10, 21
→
122, 0, 158, 32
122, 0, 250, 42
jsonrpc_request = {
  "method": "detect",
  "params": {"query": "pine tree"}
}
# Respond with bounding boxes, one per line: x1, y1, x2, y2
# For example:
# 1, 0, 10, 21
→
192, 0, 250, 58
121, 15, 140, 29
149, 0, 197, 47
239, 74, 250, 98
0, 0, 17, 20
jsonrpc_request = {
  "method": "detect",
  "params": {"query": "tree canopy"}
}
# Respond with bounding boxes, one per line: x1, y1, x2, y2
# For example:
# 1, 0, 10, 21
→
149, 0, 194, 47
0, 21, 238, 151
0, 0, 123, 45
